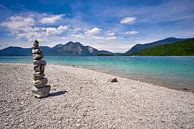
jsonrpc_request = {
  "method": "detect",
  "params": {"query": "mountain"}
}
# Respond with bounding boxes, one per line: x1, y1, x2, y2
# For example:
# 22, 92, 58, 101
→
0, 47, 32, 56
125, 37, 184, 55
1, 38, 193, 56
0, 41, 112, 56
133, 38, 194, 56
51, 41, 111, 56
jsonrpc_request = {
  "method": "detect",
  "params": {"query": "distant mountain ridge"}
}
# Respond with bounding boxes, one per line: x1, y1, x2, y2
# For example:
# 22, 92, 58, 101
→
132, 38, 194, 56
125, 37, 184, 55
0, 41, 112, 56
0, 38, 193, 56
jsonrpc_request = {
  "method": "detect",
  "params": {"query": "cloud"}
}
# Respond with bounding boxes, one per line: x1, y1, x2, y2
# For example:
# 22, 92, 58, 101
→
107, 32, 115, 36
45, 25, 69, 35
0, 14, 69, 41
1, 15, 35, 30
73, 27, 82, 32
105, 36, 117, 40
83, 28, 117, 40
40, 14, 64, 24
125, 30, 139, 35
70, 34, 84, 38
120, 17, 136, 24
85, 27, 102, 35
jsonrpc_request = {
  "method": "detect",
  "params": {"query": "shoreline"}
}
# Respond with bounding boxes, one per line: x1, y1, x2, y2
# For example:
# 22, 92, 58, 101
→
80, 66, 193, 92
0, 62, 193, 93
0, 63, 194, 128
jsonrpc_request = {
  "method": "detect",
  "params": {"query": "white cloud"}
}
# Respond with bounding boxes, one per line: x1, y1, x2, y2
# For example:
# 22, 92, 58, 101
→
105, 36, 117, 40
107, 32, 115, 36
85, 27, 102, 35
120, 17, 136, 24
92, 36, 104, 40
73, 27, 82, 32
70, 34, 84, 38
1, 15, 35, 30
125, 30, 139, 35
46, 25, 69, 35
40, 14, 64, 24
0, 15, 69, 41
70, 28, 117, 43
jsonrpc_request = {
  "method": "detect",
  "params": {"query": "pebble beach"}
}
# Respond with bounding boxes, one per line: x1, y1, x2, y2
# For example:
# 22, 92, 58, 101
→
0, 63, 194, 129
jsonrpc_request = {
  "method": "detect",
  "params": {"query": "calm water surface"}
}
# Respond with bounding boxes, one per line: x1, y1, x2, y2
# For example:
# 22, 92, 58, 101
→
0, 56, 194, 91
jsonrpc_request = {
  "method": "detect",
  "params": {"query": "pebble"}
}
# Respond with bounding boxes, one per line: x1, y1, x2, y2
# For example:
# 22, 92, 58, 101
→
1, 58, 194, 129
110, 77, 118, 82
30, 122, 35, 125
4, 123, 9, 126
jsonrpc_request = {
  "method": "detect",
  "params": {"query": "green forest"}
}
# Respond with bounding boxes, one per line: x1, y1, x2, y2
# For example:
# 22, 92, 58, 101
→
133, 38, 194, 56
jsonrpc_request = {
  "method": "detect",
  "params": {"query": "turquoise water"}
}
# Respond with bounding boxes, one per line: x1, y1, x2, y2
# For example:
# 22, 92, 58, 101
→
0, 56, 194, 91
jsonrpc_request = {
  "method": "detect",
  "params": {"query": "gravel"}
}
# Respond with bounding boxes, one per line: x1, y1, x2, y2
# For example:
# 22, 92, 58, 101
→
0, 63, 194, 129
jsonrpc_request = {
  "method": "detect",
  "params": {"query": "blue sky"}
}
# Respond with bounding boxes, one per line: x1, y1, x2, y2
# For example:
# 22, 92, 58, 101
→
0, 0, 194, 52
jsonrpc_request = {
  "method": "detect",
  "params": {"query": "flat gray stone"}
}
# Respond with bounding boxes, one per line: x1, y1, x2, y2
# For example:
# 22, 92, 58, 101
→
33, 78, 48, 87
34, 66, 44, 72
34, 40, 39, 44
32, 48, 41, 54
32, 53, 44, 60
33, 60, 46, 66
34, 71, 45, 75
33, 74, 45, 80
31, 85, 50, 98
32, 44, 39, 49
34, 60, 46, 73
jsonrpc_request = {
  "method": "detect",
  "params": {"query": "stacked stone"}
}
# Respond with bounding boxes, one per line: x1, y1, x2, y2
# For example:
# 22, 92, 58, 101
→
32, 40, 50, 98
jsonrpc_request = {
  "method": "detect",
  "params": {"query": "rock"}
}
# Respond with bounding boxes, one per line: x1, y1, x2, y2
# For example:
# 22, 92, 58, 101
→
33, 60, 46, 66
32, 42, 39, 49
32, 48, 41, 54
183, 88, 189, 91
30, 122, 35, 126
33, 63, 45, 73
33, 78, 48, 87
31, 85, 51, 98
4, 123, 9, 126
32, 44, 39, 49
110, 78, 118, 82
32, 53, 44, 60
34, 65, 45, 72
33, 74, 45, 80
34, 39, 39, 44
32, 40, 50, 98
33, 60, 39, 64
32, 40, 39, 47
34, 71, 45, 75
34, 60, 46, 66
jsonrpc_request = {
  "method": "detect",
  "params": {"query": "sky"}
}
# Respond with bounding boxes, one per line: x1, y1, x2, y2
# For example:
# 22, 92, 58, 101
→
0, 0, 194, 52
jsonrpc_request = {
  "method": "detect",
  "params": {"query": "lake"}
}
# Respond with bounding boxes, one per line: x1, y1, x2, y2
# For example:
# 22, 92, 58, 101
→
0, 56, 194, 91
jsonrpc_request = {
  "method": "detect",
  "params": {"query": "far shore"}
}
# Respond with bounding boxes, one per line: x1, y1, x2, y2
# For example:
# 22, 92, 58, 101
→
0, 63, 194, 128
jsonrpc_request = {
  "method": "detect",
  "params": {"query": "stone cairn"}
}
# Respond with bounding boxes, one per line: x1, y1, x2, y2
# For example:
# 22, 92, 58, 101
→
32, 40, 50, 98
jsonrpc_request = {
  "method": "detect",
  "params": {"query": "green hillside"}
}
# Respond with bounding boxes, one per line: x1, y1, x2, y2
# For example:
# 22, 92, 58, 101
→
133, 38, 194, 56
